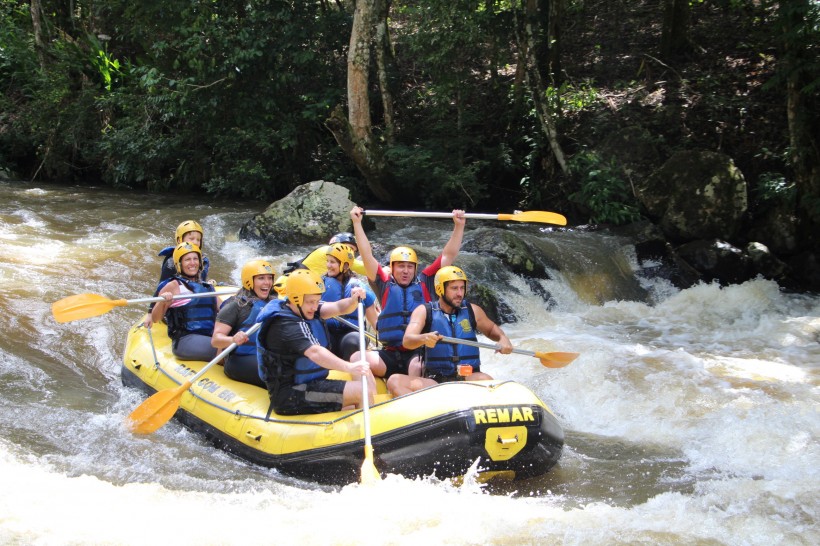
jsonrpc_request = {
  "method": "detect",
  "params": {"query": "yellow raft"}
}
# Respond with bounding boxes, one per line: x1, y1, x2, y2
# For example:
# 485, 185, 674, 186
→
122, 320, 564, 485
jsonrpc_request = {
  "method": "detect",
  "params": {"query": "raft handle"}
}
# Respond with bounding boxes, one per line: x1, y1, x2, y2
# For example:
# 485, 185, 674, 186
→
497, 434, 519, 445
246, 431, 262, 442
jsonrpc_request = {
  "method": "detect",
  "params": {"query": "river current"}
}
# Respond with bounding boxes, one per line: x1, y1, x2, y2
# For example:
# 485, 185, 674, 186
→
0, 180, 817, 545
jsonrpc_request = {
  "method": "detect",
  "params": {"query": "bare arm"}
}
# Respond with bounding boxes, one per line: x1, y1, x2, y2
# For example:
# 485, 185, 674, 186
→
319, 286, 367, 318
402, 305, 442, 350
472, 304, 513, 354
350, 207, 380, 281
212, 321, 249, 349
440, 209, 466, 268
150, 280, 180, 324
304, 345, 370, 376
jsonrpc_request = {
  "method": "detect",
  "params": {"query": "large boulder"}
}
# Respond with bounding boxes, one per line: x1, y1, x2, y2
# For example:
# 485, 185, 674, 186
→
239, 181, 356, 245
636, 150, 747, 242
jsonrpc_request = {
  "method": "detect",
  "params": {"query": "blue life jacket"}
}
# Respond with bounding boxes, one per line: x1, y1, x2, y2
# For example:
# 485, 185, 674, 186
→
164, 276, 217, 340
228, 297, 267, 356
423, 301, 480, 376
256, 299, 331, 386
377, 278, 426, 347
322, 275, 376, 332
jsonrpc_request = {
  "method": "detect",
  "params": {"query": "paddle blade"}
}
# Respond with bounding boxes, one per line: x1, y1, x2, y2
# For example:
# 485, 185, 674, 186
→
535, 351, 579, 368
360, 445, 381, 484
52, 293, 127, 323
497, 210, 567, 226
126, 383, 189, 434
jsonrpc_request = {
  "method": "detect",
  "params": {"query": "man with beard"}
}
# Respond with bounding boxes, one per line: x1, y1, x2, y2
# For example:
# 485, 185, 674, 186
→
399, 266, 513, 393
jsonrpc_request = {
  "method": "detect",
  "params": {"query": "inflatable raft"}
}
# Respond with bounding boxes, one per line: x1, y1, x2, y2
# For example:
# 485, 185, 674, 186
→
121, 320, 564, 485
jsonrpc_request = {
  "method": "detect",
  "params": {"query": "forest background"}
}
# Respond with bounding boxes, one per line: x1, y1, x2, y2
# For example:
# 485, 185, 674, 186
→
1, 1, 818, 259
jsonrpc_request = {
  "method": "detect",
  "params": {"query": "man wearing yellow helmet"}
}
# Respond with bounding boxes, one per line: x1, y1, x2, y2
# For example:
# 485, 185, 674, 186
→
150, 242, 219, 362
349, 206, 466, 396
155, 219, 211, 295
210, 259, 275, 388
399, 265, 513, 394
256, 269, 376, 415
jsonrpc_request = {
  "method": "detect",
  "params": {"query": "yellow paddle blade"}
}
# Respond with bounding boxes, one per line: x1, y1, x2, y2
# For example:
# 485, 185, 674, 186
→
126, 382, 190, 434
360, 445, 381, 484
497, 210, 567, 226
534, 351, 579, 368
52, 293, 127, 323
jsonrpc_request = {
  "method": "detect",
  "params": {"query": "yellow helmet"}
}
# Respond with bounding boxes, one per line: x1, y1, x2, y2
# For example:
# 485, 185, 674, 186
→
175, 220, 204, 245
273, 275, 289, 298
434, 266, 467, 296
389, 246, 418, 267
326, 243, 355, 272
241, 259, 275, 290
285, 269, 325, 306
172, 242, 202, 274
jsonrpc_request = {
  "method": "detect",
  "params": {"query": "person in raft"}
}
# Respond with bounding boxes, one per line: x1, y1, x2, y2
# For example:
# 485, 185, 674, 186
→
399, 265, 513, 394
348, 206, 466, 397
210, 259, 275, 388
150, 242, 218, 361
256, 269, 375, 415
321, 243, 379, 361
156, 220, 211, 288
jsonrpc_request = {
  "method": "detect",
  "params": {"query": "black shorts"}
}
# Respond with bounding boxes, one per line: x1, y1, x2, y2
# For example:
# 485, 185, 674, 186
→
378, 348, 423, 378
274, 379, 346, 415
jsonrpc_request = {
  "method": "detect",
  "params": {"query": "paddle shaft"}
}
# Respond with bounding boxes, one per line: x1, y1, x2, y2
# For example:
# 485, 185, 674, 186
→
129, 290, 237, 306
364, 210, 502, 221
335, 315, 379, 344
358, 301, 381, 483
440, 335, 537, 359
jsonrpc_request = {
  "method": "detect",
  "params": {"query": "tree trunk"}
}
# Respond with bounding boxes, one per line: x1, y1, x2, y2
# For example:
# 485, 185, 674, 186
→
781, 0, 820, 250
660, 0, 691, 61
325, 0, 392, 202
374, 0, 396, 144
30, 0, 46, 70
519, 0, 568, 175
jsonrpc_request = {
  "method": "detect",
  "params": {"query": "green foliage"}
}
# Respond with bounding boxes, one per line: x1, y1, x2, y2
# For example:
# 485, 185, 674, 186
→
568, 151, 643, 225
756, 172, 796, 205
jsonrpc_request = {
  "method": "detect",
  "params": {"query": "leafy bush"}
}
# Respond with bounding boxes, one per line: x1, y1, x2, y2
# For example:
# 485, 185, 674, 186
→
569, 151, 643, 225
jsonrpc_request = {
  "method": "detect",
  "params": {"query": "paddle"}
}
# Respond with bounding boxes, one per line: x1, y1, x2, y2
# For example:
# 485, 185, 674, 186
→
52, 290, 237, 323
438, 335, 578, 368
126, 322, 261, 434
357, 301, 381, 484
362, 209, 567, 226
335, 315, 380, 345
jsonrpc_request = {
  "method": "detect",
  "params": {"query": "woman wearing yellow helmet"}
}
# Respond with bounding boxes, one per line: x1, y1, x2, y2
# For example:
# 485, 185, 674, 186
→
211, 259, 275, 387
255, 269, 376, 415
349, 206, 466, 397
322, 243, 379, 360
155, 219, 211, 294
150, 242, 219, 362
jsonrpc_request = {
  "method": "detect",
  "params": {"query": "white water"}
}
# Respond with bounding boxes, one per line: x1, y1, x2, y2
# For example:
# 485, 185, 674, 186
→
0, 181, 817, 545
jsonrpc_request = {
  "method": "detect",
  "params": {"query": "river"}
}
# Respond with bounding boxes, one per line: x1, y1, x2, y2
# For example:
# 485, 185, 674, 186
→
0, 180, 817, 545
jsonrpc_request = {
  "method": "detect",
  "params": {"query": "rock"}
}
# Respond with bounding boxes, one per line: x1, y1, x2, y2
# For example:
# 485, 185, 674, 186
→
675, 239, 753, 285
636, 150, 747, 242
748, 203, 798, 255
462, 227, 553, 278
745, 242, 790, 281
239, 181, 357, 246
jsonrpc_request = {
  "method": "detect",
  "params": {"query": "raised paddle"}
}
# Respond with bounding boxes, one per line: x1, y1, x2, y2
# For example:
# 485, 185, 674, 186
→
438, 335, 578, 368
52, 290, 237, 323
126, 322, 262, 434
362, 209, 567, 226
357, 301, 381, 484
